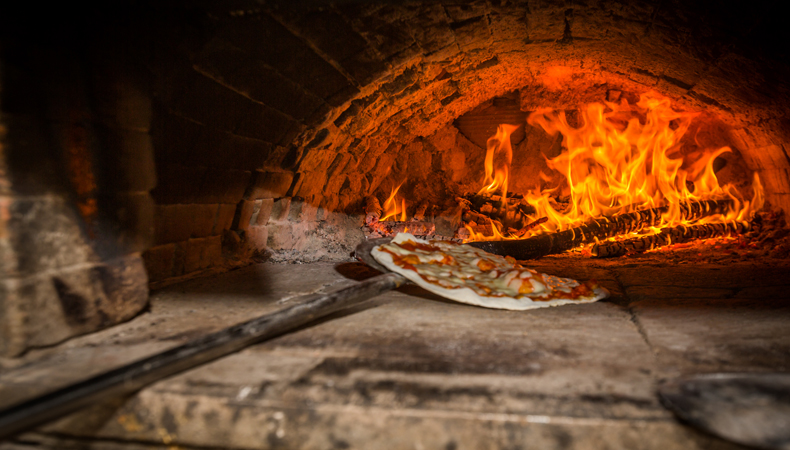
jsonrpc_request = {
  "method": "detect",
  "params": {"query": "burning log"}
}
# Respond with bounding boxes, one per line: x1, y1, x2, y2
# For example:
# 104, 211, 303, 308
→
466, 223, 497, 236
462, 210, 500, 226
362, 190, 443, 239
369, 220, 435, 237
590, 221, 750, 258
364, 196, 382, 225
365, 219, 436, 239
459, 192, 537, 236
462, 192, 536, 216
365, 219, 461, 242
512, 217, 549, 238
413, 203, 428, 221
468, 199, 733, 260
430, 234, 464, 243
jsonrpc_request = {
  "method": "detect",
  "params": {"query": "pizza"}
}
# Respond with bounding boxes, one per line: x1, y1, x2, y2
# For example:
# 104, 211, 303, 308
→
370, 232, 608, 310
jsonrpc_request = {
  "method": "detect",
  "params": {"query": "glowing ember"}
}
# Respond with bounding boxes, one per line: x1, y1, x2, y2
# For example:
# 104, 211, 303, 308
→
465, 92, 764, 242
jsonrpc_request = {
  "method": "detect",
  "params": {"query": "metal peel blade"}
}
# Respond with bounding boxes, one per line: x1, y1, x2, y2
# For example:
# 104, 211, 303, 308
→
659, 373, 790, 449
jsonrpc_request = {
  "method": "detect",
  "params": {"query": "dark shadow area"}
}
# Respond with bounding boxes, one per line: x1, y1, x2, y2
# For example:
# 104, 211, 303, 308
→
334, 261, 470, 305
334, 261, 383, 281
150, 264, 274, 298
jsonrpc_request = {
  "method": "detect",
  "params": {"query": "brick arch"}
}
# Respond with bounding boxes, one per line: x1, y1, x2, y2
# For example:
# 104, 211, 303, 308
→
289, 57, 788, 214
144, 0, 789, 267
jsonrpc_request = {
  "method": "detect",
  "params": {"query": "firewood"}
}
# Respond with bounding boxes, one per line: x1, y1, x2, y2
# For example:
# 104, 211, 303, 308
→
513, 217, 548, 237
413, 203, 429, 221
367, 220, 436, 237
468, 199, 734, 260
365, 196, 382, 215
463, 210, 493, 224
468, 223, 495, 235
460, 192, 537, 233
591, 221, 749, 258
462, 192, 536, 215
501, 209, 531, 227
429, 234, 464, 243
364, 196, 382, 225
456, 197, 473, 209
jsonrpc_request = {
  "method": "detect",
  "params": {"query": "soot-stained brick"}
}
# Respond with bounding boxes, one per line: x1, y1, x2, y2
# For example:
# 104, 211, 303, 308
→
52, 277, 90, 326
195, 37, 326, 121
298, 355, 547, 379
161, 406, 178, 433
217, 14, 358, 105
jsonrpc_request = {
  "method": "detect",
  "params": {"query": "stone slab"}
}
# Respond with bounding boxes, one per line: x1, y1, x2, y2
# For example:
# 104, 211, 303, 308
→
597, 261, 790, 378
0, 263, 357, 407
2, 260, 785, 449
631, 296, 790, 376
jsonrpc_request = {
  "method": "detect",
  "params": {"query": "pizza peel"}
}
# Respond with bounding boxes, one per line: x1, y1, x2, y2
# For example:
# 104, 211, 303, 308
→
0, 240, 405, 440
355, 237, 395, 273
0, 236, 599, 439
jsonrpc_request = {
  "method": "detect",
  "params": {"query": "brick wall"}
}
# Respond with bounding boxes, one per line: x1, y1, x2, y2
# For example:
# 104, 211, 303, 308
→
0, 17, 154, 356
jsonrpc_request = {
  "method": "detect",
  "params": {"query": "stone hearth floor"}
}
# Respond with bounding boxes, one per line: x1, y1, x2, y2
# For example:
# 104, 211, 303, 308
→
1, 258, 790, 450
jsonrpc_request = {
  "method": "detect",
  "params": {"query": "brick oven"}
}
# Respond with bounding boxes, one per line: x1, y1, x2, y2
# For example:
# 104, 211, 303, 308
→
1, 1, 789, 449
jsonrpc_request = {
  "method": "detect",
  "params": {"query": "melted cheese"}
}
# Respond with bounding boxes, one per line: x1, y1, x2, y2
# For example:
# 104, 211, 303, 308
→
370, 233, 608, 310
380, 233, 549, 297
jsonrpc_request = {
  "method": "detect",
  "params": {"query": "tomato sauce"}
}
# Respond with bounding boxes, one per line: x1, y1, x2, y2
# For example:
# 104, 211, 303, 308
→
378, 242, 598, 303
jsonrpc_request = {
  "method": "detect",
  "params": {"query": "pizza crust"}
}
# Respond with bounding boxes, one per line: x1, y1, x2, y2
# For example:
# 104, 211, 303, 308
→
371, 233, 609, 311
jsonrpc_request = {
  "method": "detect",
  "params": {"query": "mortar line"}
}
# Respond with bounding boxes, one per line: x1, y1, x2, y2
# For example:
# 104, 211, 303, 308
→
611, 270, 656, 355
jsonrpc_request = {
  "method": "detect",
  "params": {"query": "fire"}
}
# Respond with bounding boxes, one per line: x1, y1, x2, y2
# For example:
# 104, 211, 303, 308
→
380, 182, 407, 222
466, 92, 764, 242
479, 124, 520, 198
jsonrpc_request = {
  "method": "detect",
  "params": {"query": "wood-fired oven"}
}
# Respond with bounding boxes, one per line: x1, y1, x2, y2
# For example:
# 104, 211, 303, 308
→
1, 1, 789, 448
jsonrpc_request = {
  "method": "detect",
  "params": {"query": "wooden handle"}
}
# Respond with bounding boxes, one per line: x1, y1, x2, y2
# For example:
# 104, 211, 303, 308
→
0, 272, 407, 440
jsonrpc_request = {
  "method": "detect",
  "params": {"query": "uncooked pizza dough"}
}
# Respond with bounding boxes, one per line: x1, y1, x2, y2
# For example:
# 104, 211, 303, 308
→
371, 233, 608, 310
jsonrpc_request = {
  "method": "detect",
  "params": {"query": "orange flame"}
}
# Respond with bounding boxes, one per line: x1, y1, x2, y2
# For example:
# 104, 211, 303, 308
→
380, 182, 407, 222
466, 92, 764, 242
479, 124, 520, 198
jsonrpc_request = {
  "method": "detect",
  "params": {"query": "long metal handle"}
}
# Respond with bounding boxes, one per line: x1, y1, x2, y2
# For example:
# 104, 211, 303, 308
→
0, 272, 407, 440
